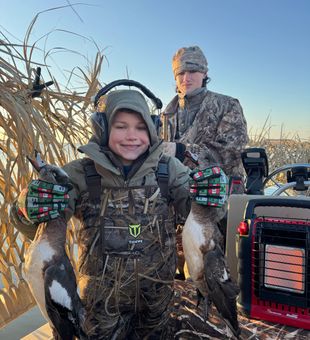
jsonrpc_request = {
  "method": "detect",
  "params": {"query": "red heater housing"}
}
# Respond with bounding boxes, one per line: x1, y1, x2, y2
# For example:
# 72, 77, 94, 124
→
238, 198, 310, 329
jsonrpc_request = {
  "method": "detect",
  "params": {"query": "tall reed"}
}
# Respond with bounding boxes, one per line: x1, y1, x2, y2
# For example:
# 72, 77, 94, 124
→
0, 9, 104, 327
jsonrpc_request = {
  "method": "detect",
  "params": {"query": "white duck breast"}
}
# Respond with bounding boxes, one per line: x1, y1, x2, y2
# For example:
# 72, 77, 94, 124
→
182, 210, 208, 294
25, 238, 56, 321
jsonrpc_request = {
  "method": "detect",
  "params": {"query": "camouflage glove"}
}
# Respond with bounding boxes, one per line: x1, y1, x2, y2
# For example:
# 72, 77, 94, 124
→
189, 166, 229, 207
16, 179, 70, 224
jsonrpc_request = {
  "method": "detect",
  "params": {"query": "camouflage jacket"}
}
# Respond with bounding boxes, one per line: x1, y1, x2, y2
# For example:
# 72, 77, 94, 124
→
162, 88, 249, 178
11, 140, 191, 336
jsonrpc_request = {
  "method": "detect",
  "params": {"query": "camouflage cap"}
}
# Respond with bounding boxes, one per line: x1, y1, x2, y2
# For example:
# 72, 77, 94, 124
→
172, 46, 208, 78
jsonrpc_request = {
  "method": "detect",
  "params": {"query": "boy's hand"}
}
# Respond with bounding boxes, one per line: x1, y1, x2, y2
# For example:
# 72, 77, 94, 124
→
16, 179, 70, 224
189, 166, 229, 207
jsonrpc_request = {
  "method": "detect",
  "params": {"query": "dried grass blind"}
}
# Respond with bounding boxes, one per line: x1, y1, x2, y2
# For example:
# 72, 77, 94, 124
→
0, 10, 104, 327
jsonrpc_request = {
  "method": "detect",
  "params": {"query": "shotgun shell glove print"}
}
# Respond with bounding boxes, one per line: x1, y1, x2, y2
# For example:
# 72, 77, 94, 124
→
189, 166, 229, 207
16, 179, 70, 223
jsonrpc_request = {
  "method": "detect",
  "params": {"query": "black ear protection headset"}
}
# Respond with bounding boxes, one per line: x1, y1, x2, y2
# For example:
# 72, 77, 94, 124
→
91, 79, 163, 146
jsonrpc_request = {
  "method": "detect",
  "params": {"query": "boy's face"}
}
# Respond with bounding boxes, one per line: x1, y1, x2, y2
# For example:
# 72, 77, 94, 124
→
108, 110, 150, 166
175, 70, 206, 95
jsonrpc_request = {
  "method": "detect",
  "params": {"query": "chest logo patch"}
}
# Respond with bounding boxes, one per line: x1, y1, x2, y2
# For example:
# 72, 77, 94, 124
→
129, 224, 141, 238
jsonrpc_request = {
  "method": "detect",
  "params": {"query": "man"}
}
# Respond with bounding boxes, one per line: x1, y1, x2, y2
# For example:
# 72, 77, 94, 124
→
163, 45, 248, 177
162, 45, 248, 278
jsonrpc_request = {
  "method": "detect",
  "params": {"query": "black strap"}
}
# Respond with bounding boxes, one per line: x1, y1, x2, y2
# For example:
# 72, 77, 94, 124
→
157, 155, 169, 200
94, 79, 162, 109
82, 158, 101, 202
175, 143, 186, 163
82, 156, 170, 201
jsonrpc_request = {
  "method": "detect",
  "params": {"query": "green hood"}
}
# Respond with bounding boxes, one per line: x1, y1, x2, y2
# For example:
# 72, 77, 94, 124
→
91, 89, 159, 147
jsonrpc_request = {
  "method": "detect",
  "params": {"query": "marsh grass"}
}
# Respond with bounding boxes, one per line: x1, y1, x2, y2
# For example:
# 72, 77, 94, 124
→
248, 118, 310, 190
0, 8, 104, 327
248, 118, 310, 168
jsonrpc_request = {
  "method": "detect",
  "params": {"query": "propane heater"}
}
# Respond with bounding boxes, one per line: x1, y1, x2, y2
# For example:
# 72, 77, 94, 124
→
237, 198, 310, 329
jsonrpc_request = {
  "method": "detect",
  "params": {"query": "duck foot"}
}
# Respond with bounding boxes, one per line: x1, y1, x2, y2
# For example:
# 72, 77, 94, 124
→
195, 289, 212, 322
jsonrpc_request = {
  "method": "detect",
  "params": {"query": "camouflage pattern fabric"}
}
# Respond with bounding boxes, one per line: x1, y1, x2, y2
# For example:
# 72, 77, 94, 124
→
168, 279, 310, 339
172, 46, 208, 78
75, 184, 176, 339
162, 88, 249, 178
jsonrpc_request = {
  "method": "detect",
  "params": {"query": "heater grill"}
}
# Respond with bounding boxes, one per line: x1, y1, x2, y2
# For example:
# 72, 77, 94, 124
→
264, 244, 305, 294
253, 217, 310, 308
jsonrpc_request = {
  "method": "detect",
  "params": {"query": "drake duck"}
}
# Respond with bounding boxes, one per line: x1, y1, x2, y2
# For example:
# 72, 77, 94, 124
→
182, 153, 240, 338
24, 152, 88, 339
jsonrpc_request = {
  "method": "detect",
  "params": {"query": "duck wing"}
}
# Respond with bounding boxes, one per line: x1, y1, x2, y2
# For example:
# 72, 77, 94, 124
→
44, 259, 88, 339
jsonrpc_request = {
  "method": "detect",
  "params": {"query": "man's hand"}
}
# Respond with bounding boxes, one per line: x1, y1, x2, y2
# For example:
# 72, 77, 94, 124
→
189, 166, 229, 207
16, 179, 70, 224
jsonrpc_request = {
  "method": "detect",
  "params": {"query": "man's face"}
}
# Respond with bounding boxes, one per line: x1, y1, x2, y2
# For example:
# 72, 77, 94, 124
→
175, 70, 206, 95
108, 110, 150, 165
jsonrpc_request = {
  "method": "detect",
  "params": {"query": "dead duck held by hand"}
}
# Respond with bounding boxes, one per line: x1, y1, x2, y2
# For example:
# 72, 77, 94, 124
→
24, 151, 88, 340
182, 164, 241, 338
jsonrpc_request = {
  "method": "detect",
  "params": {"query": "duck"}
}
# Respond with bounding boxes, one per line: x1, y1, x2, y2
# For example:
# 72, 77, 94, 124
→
182, 152, 240, 338
24, 151, 88, 340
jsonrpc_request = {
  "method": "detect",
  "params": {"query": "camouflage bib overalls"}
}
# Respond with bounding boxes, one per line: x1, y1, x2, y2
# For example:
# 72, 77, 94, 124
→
75, 159, 176, 339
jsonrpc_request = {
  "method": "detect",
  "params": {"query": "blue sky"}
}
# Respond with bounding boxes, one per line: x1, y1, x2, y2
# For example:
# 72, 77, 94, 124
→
1, 0, 309, 140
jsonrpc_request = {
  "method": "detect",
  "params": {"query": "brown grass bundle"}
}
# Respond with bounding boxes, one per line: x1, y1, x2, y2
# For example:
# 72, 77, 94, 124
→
0, 9, 104, 327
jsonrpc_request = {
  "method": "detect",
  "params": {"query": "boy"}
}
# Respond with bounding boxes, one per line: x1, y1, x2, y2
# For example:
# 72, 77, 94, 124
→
11, 89, 191, 338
